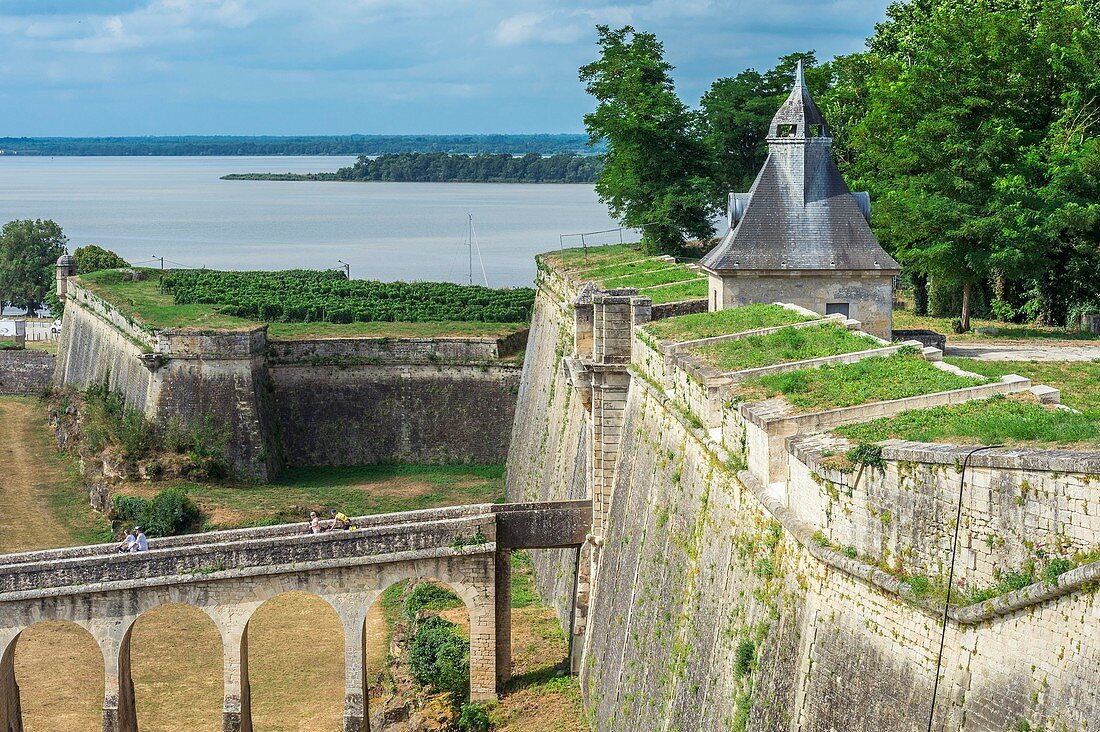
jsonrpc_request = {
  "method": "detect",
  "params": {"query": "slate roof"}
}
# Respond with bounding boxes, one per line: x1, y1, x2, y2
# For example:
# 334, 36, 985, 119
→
702, 62, 900, 274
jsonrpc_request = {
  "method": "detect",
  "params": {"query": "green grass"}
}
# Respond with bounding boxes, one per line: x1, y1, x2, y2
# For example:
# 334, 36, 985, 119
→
544, 244, 645, 269
892, 292, 1099, 341
944, 358, 1100, 412
835, 394, 1100, 448
600, 269, 703, 289
643, 303, 813, 342
640, 278, 708, 304
0, 340, 19, 350
510, 550, 541, 608
694, 323, 882, 372
114, 463, 506, 530
78, 269, 525, 340
738, 352, 989, 412
570, 257, 674, 280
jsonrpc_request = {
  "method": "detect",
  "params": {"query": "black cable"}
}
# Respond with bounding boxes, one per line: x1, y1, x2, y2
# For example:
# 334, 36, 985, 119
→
926, 443, 1003, 732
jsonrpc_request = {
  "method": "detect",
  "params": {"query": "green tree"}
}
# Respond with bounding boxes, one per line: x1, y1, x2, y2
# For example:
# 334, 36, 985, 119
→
0, 219, 67, 314
74, 244, 128, 274
845, 0, 1100, 330
579, 25, 715, 253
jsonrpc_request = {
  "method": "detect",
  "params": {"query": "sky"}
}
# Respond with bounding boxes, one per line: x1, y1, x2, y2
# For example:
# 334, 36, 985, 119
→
0, 0, 891, 136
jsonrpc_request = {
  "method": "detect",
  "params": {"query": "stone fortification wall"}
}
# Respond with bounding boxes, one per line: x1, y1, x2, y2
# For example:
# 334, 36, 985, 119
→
789, 436, 1100, 588
56, 280, 524, 479
507, 256, 1100, 732
0, 351, 54, 396
271, 360, 520, 466
505, 264, 590, 624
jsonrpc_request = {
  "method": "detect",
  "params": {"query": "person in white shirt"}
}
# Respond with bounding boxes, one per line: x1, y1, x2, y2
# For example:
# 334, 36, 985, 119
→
132, 527, 148, 552
309, 511, 322, 534
117, 530, 137, 553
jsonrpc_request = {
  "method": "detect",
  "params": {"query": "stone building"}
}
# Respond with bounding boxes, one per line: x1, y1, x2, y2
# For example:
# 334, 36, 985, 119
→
700, 62, 900, 339
55, 252, 76, 305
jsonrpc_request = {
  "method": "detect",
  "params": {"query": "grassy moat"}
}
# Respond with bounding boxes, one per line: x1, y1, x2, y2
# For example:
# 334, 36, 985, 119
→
0, 396, 587, 732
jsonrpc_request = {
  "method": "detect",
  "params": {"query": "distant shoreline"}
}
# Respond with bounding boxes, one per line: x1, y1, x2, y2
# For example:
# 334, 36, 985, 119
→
220, 173, 587, 184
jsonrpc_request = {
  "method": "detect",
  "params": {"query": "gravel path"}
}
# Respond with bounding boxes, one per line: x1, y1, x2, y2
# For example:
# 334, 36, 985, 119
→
945, 343, 1100, 362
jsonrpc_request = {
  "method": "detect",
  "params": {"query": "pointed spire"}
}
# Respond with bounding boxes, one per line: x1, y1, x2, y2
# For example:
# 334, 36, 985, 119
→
768, 58, 828, 140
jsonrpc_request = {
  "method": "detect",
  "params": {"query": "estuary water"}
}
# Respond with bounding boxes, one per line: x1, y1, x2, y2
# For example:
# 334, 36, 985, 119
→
0, 156, 625, 287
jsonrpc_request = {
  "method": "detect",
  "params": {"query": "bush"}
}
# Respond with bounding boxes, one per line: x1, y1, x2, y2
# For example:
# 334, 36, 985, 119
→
111, 488, 201, 537
734, 640, 755, 678
407, 616, 470, 697
1044, 557, 1076, 585
457, 703, 491, 732
404, 582, 463, 620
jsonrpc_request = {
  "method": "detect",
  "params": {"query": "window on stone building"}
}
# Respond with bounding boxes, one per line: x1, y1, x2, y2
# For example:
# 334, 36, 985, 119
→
808, 124, 825, 137
777, 124, 797, 137
826, 302, 850, 318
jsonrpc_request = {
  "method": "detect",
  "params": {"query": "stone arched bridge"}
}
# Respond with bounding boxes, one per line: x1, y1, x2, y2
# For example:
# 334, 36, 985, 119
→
0, 501, 590, 732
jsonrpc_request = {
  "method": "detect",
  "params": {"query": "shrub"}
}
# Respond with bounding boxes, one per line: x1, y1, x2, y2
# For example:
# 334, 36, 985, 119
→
1044, 557, 1076, 585
404, 582, 463, 620
734, 640, 755, 678
846, 443, 885, 470
112, 495, 150, 526
457, 703, 491, 732
146, 487, 202, 537
408, 616, 470, 697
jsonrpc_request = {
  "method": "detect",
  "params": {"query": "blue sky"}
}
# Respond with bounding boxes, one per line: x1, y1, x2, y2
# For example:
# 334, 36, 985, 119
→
0, 0, 890, 135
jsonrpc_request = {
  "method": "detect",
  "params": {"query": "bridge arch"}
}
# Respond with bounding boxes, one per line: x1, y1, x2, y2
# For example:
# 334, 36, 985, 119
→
1, 620, 104, 732
246, 590, 347, 732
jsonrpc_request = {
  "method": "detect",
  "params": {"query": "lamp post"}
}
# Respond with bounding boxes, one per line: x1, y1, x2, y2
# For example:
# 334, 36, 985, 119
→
337, 260, 350, 280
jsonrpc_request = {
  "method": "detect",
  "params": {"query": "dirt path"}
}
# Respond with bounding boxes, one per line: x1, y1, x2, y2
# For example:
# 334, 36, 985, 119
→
0, 397, 75, 553
946, 343, 1100, 362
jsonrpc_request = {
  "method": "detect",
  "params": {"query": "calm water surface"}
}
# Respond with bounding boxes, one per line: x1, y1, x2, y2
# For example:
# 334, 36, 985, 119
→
0, 156, 625, 287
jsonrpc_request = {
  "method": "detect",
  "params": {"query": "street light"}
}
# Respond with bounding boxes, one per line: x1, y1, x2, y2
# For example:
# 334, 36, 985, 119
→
151, 255, 164, 272
337, 260, 350, 280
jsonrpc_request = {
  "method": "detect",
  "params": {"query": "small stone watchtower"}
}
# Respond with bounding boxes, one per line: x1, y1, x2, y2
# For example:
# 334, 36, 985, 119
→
700, 61, 900, 339
56, 252, 76, 305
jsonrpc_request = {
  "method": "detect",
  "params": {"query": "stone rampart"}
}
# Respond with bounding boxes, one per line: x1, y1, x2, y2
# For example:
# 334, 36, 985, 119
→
0, 351, 54, 396
507, 255, 1100, 732
54, 279, 524, 478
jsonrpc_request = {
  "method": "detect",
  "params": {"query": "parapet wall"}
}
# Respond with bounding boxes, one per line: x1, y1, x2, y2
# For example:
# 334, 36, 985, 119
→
0, 351, 54, 396
508, 255, 1100, 732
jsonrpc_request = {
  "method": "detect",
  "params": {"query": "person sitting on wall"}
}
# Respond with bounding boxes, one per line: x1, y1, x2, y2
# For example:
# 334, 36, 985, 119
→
132, 526, 149, 552
117, 530, 137, 553
309, 511, 322, 534
327, 509, 350, 531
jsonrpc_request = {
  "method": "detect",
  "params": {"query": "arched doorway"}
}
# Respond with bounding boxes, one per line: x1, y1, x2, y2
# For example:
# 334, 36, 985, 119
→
128, 603, 223, 732
11, 621, 104, 732
247, 591, 345, 732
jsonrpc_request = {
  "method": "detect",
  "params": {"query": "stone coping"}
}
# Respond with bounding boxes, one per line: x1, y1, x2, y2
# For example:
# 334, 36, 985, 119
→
880, 440, 1100, 474
739, 374, 1031, 432
0, 542, 497, 604
629, 374, 1098, 624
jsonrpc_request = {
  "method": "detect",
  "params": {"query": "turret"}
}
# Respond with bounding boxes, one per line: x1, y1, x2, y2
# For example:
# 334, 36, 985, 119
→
56, 253, 76, 304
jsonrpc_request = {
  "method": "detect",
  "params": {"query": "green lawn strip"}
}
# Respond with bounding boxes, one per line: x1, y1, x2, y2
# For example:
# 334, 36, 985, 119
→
737, 352, 990, 413
643, 303, 812, 342
571, 258, 676, 280
835, 394, 1100, 448
943, 358, 1100, 412
0, 340, 19, 350
79, 270, 525, 339
598, 267, 703, 290
640, 279, 708, 304
892, 306, 1099, 342
113, 463, 506, 529
547, 244, 645, 270
509, 550, 541, 608
693, 323, 882, 372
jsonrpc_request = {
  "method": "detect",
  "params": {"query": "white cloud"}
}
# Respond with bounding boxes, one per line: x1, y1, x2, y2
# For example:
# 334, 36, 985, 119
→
492, 12, 587, 47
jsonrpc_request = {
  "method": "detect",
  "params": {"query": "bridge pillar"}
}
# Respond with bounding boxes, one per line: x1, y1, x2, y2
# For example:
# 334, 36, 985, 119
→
221, 623, 253, 732
494, 549, 512, 688
340, 609, 369, 732
468, 568, 498, 702
101, 630, 138, 732
1, 633, 21, 732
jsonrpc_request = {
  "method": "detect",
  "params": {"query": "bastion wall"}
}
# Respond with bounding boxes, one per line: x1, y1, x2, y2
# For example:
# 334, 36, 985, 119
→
0, 351, 54, 396
53, 279, 522, 480
508, 258, 1100, 731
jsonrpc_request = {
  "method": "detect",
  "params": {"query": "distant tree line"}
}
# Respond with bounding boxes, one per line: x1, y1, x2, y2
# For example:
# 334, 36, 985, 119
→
0, 134, 595, 157
583, 0, 1100, 330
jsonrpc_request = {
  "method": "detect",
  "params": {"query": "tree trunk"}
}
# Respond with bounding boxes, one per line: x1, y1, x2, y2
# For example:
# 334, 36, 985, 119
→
912, 274, 929, 316
960, 282, 972, 332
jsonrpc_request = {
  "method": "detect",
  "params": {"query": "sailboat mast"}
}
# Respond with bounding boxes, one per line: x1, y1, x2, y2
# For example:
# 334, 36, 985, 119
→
468, 213, 473, 286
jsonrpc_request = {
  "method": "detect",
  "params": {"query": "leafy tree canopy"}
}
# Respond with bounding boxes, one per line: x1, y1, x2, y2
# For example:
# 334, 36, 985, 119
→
0, 219, 67, 314
74, 244, 129, 274
580, 25, 717, 253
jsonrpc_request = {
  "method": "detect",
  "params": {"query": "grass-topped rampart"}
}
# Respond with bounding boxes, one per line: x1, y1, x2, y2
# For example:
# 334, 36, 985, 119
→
735, 350, 990, 413
834, 394, 1100, 449
78, 269, 529, 339
541, 244, 707, 304
643, 303, 813, 342
693, 323, 881, 371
